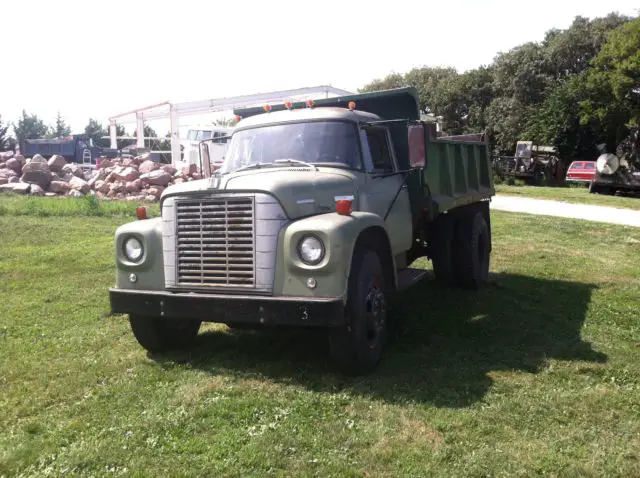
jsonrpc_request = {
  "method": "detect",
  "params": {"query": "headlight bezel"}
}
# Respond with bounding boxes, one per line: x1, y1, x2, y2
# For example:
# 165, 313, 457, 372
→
122, 236, 144, 262
297, 234, 325, 266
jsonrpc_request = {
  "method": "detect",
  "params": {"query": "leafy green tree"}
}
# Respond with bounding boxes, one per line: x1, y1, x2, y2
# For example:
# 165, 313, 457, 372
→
361, 67, 463, 131
46, 111, 72, 139
359, 72, 406, 93
492, 41, 557, 111
12, 110, 49, 149
449, 66, 496, 134
579, 17, 640, 151
544, 13, 632, 80
0, 115, 16, 151
84, 118, 110, 147
522, 74, 599, 159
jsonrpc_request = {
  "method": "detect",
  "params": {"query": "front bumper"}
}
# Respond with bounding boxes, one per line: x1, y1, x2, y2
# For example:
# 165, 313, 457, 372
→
109, 288, 345, 327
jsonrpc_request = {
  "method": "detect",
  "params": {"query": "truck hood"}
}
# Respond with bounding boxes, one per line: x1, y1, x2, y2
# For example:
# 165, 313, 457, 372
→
161, 167, 357, 219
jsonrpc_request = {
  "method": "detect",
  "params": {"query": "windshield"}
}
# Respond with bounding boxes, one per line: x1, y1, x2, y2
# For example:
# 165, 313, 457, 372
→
187, 130, 213, 141
219, 121, 360, 174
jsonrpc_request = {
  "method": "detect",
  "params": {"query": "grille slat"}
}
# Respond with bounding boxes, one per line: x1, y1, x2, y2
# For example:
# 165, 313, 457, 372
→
175, 197, 255, 289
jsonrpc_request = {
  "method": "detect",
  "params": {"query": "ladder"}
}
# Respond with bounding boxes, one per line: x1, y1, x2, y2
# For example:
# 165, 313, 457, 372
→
81, 149, 94, 171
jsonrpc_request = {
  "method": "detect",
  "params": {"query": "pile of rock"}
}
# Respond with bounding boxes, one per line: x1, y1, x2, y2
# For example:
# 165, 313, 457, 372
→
0, 151, 202, 201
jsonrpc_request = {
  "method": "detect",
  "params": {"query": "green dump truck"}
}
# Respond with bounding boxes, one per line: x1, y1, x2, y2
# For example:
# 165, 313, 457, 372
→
109, 87, 495, 375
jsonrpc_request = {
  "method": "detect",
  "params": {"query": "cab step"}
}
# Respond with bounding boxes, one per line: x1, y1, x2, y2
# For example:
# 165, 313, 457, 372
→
396, 267, 429, 291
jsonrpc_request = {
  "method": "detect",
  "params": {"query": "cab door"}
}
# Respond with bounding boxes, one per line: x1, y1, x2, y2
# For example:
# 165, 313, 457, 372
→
359, 125, 413, 255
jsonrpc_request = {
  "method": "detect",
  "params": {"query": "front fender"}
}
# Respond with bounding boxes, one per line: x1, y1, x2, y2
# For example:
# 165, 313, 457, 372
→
274, 212, 393, 303
113, 217, 165, 290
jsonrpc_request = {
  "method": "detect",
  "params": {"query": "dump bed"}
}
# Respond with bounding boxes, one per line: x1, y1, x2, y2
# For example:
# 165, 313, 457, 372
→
419, 129, 494, 219
23, 138, 77, 159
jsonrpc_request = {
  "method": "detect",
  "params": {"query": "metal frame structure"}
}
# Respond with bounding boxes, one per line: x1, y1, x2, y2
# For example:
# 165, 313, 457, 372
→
108, 85, 353, 165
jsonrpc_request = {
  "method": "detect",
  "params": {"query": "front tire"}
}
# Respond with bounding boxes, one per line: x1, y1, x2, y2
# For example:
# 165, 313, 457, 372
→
329, 248, 389, 376
129, 315, 201, 353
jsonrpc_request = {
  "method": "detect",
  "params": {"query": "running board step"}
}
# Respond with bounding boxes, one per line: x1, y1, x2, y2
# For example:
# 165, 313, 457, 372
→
396, 267, 429, 291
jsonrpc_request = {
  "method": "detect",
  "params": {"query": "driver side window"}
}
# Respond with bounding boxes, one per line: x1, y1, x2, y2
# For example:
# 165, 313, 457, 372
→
365, 128, 394, 173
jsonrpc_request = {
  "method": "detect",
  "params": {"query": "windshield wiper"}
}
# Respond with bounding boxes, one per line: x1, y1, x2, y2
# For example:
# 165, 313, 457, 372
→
229, 159, 318, 174
232, 163, 265, 173
273, 159, 318, 171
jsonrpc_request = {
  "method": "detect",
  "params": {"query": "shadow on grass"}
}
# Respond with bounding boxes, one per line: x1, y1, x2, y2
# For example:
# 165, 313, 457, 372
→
151, 272, 606, 408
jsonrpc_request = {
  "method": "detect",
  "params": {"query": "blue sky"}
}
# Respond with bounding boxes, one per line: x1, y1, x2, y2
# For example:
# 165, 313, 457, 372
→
2, 0, 638, 135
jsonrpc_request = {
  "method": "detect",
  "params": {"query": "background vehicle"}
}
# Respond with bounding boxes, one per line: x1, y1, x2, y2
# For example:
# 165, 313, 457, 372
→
589, 153, 640, 196
22, 134, 120, 169
565, 160, 596, 184
493, 141, 564, 184
109, 87, 495, 375
178, 125, 233, 170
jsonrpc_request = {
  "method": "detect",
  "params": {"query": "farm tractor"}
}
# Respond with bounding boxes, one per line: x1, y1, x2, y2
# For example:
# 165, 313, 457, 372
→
493, 140, 564, 185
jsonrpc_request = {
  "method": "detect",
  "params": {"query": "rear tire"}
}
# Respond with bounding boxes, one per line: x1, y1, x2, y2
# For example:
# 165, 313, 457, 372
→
430, 214, 455, 284
129, 315, 201, 353
329, 247, 389, 376
452, 210, 491, 289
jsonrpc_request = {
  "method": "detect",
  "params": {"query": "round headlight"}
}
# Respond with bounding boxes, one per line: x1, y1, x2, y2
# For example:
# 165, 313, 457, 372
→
298, 235, 325, 265
123, 237, 143, 262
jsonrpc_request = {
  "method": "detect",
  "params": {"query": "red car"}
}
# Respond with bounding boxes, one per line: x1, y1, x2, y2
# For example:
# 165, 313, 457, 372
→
565, 160, 596, 184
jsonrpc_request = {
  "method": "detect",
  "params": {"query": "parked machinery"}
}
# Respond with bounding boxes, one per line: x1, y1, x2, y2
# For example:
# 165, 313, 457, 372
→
493, 141, 564, 184
589, 152, 640, 196
22, 134, 120, 169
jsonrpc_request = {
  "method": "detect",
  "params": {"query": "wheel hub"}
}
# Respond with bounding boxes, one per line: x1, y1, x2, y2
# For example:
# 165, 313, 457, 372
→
364, 286, 386, 347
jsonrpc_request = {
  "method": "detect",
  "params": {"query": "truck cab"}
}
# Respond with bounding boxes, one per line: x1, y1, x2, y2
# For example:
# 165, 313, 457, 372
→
109, 88, 494, 375
179, 126, 233, 171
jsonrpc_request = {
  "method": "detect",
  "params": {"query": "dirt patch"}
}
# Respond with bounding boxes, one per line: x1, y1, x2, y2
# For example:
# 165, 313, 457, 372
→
372, 410, 443, 452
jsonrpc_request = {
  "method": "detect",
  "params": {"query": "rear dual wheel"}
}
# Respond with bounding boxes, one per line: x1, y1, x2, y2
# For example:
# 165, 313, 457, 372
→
430, 209, 490, 289
453, 210, 490, 289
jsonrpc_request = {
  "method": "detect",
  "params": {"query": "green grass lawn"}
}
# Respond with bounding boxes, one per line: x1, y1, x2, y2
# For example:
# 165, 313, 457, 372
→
495, 184, 640, 210
1, 200, 639, 476
0, 193, 160, 218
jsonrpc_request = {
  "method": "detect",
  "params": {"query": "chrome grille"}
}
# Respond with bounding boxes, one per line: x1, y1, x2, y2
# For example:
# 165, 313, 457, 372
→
175, 196, 255, 288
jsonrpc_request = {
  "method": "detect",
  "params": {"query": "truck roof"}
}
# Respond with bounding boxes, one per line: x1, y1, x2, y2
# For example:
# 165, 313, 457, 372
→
234, 87, 421, 124
234, 107, 381, 130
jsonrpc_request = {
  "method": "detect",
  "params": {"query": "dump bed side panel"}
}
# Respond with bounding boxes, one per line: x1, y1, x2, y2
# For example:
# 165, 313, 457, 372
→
423, 137, 494, 218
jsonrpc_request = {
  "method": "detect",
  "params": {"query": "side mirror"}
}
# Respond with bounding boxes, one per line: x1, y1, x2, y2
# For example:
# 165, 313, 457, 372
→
408, 124, 426, 168
199, 141, 212, 178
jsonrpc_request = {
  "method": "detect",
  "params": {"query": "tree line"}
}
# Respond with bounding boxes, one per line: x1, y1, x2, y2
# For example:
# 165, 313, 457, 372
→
0, 110, 171, 153
360, 13, 640, 162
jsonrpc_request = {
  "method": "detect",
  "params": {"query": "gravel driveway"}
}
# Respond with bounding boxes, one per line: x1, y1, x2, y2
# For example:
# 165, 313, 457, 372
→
490, 195, 640, 228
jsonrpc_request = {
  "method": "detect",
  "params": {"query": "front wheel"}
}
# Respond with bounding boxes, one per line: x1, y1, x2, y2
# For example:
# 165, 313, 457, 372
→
329, 248, 389, 376
129, 315, 201, 353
